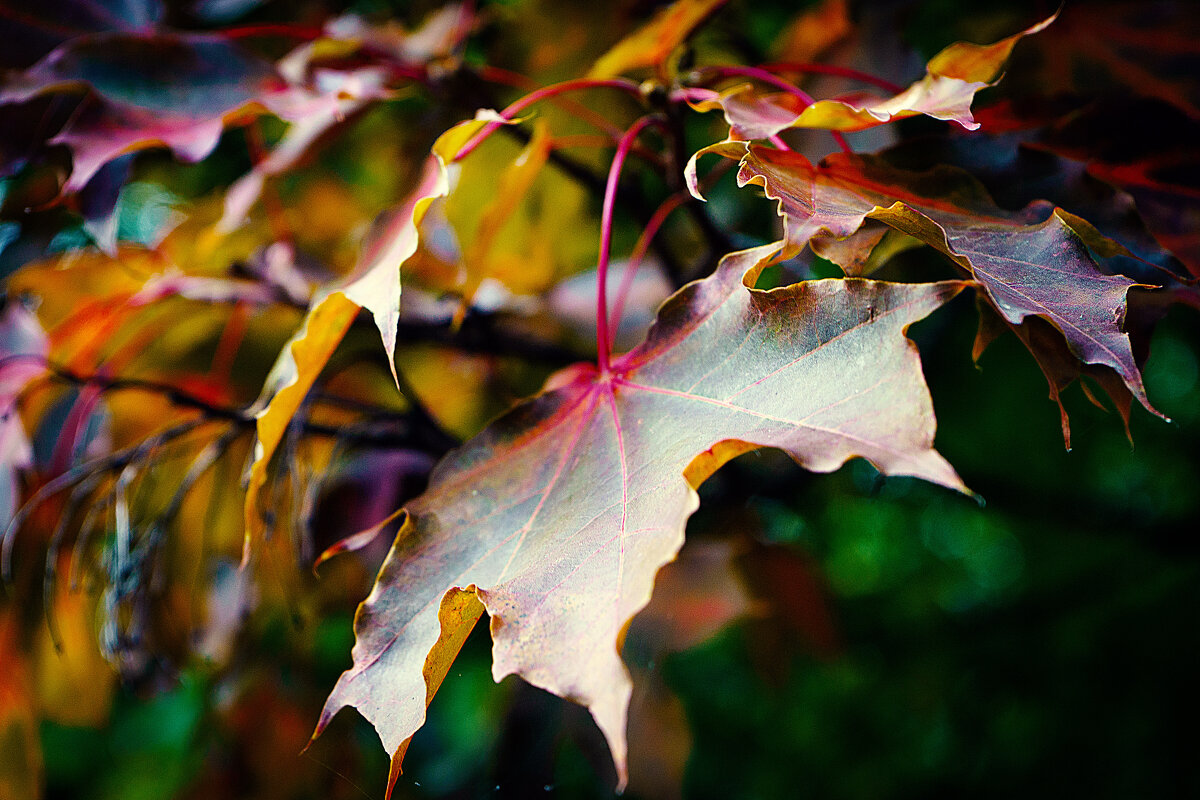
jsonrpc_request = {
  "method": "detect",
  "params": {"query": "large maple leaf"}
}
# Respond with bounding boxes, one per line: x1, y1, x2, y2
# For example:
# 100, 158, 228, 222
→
693, 142, 1163, 441
315, 242, 966, 793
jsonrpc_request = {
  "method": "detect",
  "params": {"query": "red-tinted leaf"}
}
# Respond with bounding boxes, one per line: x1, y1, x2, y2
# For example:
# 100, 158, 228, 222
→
0, 0, 163, 69
990, 1, 1200, 123
690, 14, 1053, 138
700, 142, 1162, 430
315, 243, 965, 793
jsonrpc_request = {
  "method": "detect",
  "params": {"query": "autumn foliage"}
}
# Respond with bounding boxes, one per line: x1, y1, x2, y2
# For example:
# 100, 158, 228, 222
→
1, 0, 1198, 798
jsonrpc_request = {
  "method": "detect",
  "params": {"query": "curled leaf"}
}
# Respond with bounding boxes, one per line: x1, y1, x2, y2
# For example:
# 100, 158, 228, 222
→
690, 14, 1055, 139
242, 112, 509, 565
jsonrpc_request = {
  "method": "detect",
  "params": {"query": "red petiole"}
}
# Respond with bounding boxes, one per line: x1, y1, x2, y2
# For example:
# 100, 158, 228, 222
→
595, 115, 665, 374
757, 62, 905, 95
608, 191, 688, 338
453, 78, 643, 162
698, 65, 852, 154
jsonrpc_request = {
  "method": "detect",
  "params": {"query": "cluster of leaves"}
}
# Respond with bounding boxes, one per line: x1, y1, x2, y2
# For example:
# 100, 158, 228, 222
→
1, 0, 1197, 797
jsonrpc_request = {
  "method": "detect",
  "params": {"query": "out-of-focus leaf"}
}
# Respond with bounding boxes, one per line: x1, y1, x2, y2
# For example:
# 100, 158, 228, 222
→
1, 300, 48, 528
440, 118, 595, 304
129, 271, 279, 307
0, 30, 401, 193
455, 120, 552, 311
242, 114, 501, 565
77, 154, 132, 255
217, 68, 391, 234
588, 0, 729, 78
0, 0, 163, 69
768, 0, 852, 64
994, 0, 1200, 122
1027, 99, 1200, 280
35, 566, 116, 726
627, 537, 754, 658
218, 4, 474, 233
0, 33, 283, 114
315, 4, 473, 66
0, 31, 289, 191
0, 611, 42, 800
691, 14, 1053, 138
315, 242, 966, 795
697, 142, 1162, 436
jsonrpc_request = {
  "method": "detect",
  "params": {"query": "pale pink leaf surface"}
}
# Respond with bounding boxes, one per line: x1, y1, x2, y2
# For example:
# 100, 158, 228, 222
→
317, 243, 966, 787
725, 143, 1159, 415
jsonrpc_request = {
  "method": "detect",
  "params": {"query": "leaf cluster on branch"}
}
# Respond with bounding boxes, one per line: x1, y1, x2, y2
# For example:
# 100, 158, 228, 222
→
1, 0, 1196, 797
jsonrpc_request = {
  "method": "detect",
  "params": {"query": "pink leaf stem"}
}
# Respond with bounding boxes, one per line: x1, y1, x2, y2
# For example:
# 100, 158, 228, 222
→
702, 65, 818, 106
477, 66, 628, 142
453, 78, 642, 162
608, 191, 688, 337
700, 65, 852, 154
597, 115, 665, 373
758, 62, 905, 95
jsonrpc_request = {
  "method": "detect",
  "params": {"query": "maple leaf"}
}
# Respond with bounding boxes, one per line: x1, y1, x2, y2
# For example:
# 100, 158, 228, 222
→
315, 242, 967, 794
0, 22, 423, 194
688, 14, 1054, 139
693, 142, 1163, 440
588, 0, 729, 79
0, 32, 292, 190
1025, 98, 1200, 281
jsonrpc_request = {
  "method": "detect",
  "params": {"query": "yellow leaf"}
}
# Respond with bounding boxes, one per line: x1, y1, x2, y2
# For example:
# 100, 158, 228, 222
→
34, 580, 115, 728
589, 0, 729, 78
242, 112, 506, 565
0, 614, 42, 800
459, 120, 552, 305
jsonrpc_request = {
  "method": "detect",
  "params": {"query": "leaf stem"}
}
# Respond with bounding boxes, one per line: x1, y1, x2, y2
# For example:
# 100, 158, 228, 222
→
453, 78, 642, 162
703, 65, 819, 104
609, 191, 688, 337
220, 23, 326, 41
697, 65, 852, 154
475, 66, 628, 141
757, 62, 905, 95
597, 116, 664, 373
